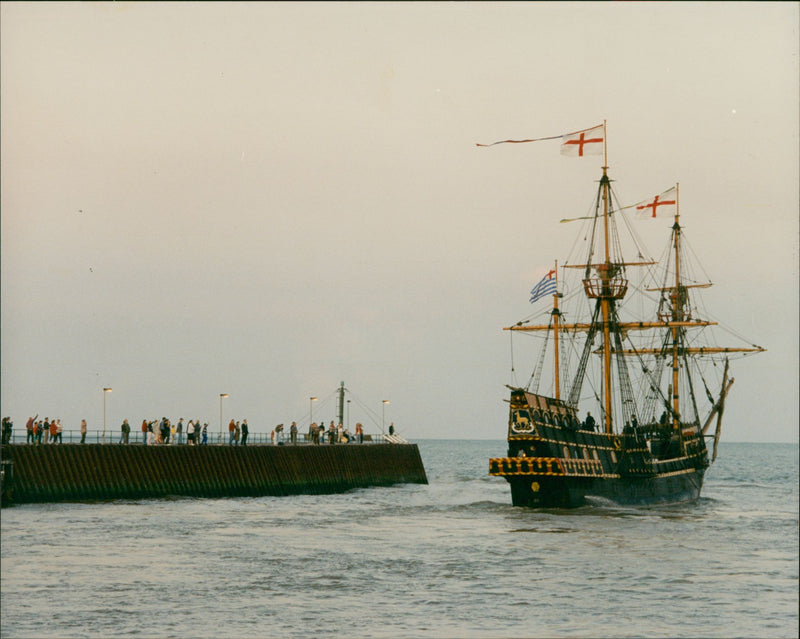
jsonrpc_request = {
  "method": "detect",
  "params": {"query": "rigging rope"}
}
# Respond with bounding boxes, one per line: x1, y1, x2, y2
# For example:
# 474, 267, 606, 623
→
528, 316, 552, 393
567, 302, 601, 407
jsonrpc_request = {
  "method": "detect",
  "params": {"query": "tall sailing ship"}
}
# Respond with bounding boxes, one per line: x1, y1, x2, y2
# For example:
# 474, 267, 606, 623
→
485, 123, 764, 508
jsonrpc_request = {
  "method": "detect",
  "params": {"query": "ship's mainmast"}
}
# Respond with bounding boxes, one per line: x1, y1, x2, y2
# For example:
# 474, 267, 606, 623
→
586, 129, 627, 433
669, 188, 683, 433
598, 165, 618, 433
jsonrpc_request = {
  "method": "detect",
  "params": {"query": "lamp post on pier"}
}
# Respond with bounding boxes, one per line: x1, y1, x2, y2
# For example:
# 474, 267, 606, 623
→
310, 396, 317, 426
102, 388, 112, 444
382, 399, 389, 436
219, 394, 228, 444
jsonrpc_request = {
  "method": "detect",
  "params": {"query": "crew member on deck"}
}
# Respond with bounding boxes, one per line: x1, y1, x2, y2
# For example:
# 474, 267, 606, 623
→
584, 412, 596, 432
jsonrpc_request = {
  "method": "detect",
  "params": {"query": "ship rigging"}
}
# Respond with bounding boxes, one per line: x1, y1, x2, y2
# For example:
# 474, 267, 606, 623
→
485, 122, 764, 507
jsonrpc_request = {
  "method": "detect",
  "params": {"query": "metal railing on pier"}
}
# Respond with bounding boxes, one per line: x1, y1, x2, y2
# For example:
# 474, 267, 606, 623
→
3, 430, 390, 446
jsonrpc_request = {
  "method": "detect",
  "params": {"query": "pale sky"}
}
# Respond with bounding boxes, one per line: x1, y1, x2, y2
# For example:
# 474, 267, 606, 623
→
2, 2, 797, 442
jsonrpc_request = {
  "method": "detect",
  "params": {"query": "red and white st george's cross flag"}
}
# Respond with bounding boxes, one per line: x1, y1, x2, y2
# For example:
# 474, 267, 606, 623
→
635, 187, 678, 218
560, 124, 605, 157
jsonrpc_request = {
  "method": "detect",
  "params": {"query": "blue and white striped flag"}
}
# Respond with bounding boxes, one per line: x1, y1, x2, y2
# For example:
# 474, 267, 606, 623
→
530, 270, 557, 304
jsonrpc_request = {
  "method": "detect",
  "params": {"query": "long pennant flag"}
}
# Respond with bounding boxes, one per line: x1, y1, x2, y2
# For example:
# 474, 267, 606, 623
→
476, 133, 563, 147
477, 124, 604, 158
530, 270, 557, 304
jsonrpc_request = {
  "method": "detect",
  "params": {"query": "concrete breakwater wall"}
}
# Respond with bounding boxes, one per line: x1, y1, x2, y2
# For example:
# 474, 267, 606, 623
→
1, 443, 427, 505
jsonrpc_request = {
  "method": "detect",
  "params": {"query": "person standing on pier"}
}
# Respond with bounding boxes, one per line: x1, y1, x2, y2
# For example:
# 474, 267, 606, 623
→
201, 423, 208, 445
80, 419, 87, 444
141, 420, 148, 444
290, 421, 298, 445
120, 419, 130, 444
159, 418, 170, 444
176, 418, 184, 445
228, 419, 236, 445
241, 420, 249, 446
26, 414, 38, 444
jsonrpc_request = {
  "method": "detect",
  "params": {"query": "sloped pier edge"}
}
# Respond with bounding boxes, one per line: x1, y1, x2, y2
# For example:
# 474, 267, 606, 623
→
0, 444, 427, 504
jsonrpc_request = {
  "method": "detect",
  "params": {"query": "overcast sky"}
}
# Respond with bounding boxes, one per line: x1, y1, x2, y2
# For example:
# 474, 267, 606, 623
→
2, 2, 797, 442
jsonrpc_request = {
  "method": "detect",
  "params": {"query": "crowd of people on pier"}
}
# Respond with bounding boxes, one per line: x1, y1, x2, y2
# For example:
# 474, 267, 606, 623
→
2, 415, 382, 446
136, 417, 211, 446
274, 420, 366, 446
3, 415, 69, 445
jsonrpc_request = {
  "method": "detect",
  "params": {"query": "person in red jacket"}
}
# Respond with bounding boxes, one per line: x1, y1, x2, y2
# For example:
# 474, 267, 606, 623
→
26, 414, 38, 444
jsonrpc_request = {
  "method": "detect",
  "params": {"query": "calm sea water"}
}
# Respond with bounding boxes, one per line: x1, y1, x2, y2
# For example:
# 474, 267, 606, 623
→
1, 441, 797, 639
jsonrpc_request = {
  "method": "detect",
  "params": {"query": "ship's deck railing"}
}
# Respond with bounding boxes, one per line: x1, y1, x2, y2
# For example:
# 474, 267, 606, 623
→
2, 431, 393, 446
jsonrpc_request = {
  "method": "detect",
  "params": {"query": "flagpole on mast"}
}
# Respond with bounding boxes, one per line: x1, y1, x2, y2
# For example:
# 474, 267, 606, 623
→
603, 119, 608, 169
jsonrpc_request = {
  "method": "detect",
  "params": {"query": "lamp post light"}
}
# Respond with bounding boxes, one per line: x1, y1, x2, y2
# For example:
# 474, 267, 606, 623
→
102, 388, 112, 444
310, 397, 317, 426
347, 399, 351, 429
382, 399, 389, 436
219, 394, 229, 444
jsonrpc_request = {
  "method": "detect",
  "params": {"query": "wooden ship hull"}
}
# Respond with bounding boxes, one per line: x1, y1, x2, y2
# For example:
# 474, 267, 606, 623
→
489, 390, 708, 508
501, 470, 704, 509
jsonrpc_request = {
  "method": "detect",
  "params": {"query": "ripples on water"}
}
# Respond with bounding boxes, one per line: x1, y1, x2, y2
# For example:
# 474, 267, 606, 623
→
1, 441, 797, 638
